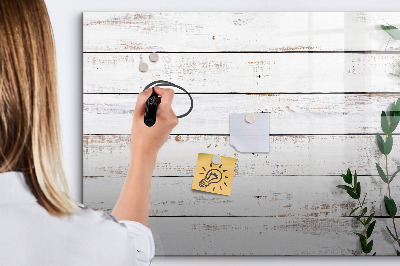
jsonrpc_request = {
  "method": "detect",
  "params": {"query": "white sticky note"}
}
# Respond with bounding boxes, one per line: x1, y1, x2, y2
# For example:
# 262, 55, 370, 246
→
229, 113, 270, 153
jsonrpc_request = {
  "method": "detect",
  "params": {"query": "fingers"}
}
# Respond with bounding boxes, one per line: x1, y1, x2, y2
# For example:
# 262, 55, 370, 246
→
133, 88, 153, 117
154, 87, 175, 106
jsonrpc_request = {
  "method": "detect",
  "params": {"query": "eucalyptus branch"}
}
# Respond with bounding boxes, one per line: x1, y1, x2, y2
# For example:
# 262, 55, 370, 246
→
376, 98, 400, 254
337, 169, 376, 255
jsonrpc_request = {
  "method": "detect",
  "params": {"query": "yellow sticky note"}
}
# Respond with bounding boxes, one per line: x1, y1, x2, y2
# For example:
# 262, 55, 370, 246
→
192, 153, 236, 196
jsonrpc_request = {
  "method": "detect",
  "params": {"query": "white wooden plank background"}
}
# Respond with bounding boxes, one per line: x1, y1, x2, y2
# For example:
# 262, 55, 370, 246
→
83, 12, 400, 52
83, 135, 400, 177
84, 175, 400, 217
83, 53, 400, 94
83, 12, 400, 255
83, 94, 400, 134
147, 217, 399, 255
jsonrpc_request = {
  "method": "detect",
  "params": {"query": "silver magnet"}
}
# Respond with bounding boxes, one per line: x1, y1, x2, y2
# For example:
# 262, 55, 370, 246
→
139, 62, 148, 72
149, 52, 159, 62
212, 155, 222, 165
245, 113, 255, 124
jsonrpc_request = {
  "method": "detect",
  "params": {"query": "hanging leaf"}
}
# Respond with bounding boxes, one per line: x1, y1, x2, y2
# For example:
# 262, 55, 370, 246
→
355, 182, 361, 198
386, 226, 398, 242
376, 163, 388, 183
365, 240, 373, 254
349, 207, 359, 216
381, 111, 389, 134
360, 237, 367, 253
365, 212, 374, 225
354, 170, 358, 187
372, 252, 377, 256
397, 250, 400, 256
367, 220, 376, 238
376, 134, 385, 154
384, 134, 393, 155
389, 168, 400, 183
381, 25, 400, 40
384, 196, 397, 218
341, 173, 352, 184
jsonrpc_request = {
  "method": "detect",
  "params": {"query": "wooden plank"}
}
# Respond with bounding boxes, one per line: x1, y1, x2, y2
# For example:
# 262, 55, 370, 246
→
84, 175, 400, 217
83, 12, 400, 52
83, 53, 400, 94
83, 135, 400, 178
83, 94, 400, 135
147, 217, 399, 255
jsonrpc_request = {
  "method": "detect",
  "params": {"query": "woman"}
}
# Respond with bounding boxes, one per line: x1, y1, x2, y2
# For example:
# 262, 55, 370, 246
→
0, 0, 178, 265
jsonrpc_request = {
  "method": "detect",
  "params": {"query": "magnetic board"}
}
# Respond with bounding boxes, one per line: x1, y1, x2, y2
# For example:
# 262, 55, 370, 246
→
83, 12, 400, 255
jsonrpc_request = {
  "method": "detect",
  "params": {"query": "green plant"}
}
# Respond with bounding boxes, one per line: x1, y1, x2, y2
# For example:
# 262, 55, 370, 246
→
337, 99, 400, 255
337, 169, 376, 255
376, 98, 400, 254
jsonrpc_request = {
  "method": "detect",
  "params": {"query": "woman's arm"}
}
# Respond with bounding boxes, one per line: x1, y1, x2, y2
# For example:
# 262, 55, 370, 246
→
112, 87, 178, 226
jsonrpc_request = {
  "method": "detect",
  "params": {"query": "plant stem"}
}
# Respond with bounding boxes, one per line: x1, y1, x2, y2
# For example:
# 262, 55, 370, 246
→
356, 196, 369, 255
385, 154, 400, 247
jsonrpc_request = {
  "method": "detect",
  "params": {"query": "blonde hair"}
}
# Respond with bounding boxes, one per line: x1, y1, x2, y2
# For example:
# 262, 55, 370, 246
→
0, 0, 76, 216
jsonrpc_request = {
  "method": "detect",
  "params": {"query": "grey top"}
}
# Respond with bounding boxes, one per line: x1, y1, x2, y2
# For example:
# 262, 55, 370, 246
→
0, 171, 154, 266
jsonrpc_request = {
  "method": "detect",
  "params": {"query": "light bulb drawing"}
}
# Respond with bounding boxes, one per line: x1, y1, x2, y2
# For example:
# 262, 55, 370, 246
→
198, 163, 229, 191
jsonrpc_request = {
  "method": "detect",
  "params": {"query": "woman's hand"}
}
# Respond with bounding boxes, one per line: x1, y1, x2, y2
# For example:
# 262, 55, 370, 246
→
112, 87, 178, 225
130, 87, 179, 158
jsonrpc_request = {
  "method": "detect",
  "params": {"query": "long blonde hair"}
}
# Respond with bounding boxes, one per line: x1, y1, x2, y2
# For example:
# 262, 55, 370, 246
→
0, 0, 76, 216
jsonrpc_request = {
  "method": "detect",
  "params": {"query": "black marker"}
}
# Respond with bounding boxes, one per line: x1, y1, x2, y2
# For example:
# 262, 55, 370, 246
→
144, 87, 158, 127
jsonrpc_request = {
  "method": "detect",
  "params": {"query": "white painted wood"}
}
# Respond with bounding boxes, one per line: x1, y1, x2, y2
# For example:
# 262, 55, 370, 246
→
83, 12, 400, 52
83, 53, 400, 93
83, 93, 400, 134
84, 175, 400, 217
147, 217, 399, 255
82, 12, 400, 255
83, 135, 400, 178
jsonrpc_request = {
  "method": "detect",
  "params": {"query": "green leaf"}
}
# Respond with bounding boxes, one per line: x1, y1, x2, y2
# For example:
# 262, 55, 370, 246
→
349, 207, 359, 216
362, 207, 367, 215
386, 226, 398, 242
355, 182, 361, 198
336, 185, 359, 199
384, 196, 397, 218
365, 240, 373, 254
354, 170, 358, 187
376, 163, 388, 183
381, 111, 389, 134
372, 252, 376, 256
389, 168, 400, 183
360, 237, 367, 253
347, 168, 352, 182
389, 111, 400, 133
341, 173, 352, 184
337, 185, 353, 193
354, 232, 366, 240
365, 212, 374, 225
367, 220, 376, 238
397, 250, 400, 256
384, 134, 393, 155
381, 25, 400, 40
376, 134, 385, 154
347, 190, 359, 199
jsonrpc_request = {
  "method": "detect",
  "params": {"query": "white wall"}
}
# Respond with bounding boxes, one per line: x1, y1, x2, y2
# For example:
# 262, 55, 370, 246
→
45, 0, 400, 264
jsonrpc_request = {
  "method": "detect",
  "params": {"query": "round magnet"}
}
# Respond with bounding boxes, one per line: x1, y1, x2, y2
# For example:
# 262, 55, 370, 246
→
149, 52, 159, 62
212, 155, 222, 165
139, 62, 148, 72
245, 113, 255, 124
